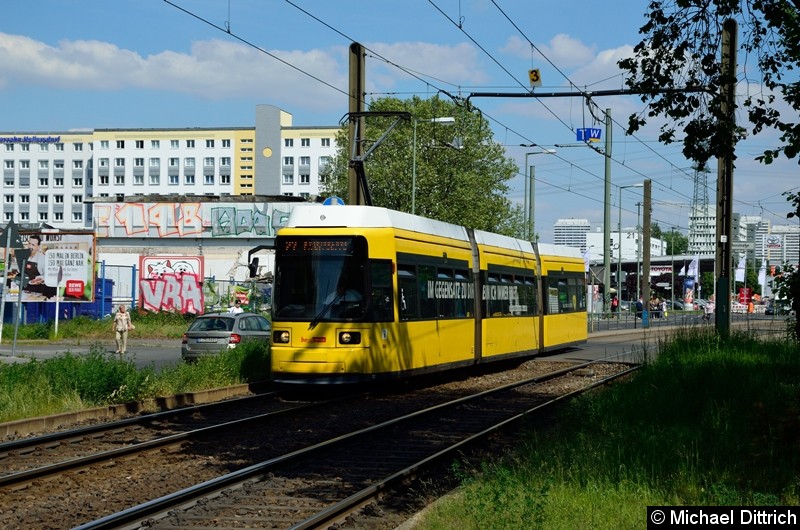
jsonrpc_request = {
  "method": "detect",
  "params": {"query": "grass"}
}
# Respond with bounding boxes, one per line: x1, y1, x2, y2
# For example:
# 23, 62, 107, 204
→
8, 310, 194, 341
415, 329, 800, 529
0, 339, 270, 423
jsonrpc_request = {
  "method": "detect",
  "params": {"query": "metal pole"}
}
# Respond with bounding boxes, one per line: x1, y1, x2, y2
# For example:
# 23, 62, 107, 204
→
618, 187, 623, 301
528, 165, 535, 241
602, 109, 612, 312
412, 119, 417, 215
636, 202, 642, 302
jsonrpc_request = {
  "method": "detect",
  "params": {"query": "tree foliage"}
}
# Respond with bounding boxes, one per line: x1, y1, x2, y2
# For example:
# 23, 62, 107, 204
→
318, 96, 525, 237
619, 1, 800, 167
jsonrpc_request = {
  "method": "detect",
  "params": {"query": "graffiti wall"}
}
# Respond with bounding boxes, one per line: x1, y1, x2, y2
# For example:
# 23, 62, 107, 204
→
94, 201, 296, 238
139, 256, 205, 314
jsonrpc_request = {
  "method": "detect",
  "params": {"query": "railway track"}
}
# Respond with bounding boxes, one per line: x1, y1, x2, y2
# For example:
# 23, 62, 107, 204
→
70, 360, 636, 530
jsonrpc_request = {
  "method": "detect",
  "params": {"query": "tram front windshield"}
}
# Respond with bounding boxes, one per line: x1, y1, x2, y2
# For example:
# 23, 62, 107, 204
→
273, 236, 367, 322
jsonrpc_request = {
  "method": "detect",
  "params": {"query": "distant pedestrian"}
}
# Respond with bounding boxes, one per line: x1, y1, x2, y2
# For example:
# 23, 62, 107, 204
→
113, 305, 132, 355
610, 295, 619, 318
229, 299, 243, 313
703, 297, 715, 322
635, 297, 644, 319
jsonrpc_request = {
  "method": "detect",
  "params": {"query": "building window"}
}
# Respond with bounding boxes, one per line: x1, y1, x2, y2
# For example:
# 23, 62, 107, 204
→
150, 174, 160, 185
20, 212, 29, 222
55, 143, 64, 151
38, 212, 48, 222
4, 194, 12, 203
3, 212, 11, 222
39, 143, 49, 152
134, 174, 144, 185
170, 140, 179, 149
221, 175, 231, 184
300, 156, 310, 165
301, 138, 310, 147
204, 174, 214, 185
73, 177, 83, 187
20, 195, 29, 203
134, 158, 144, 168
206, 139, 214, 148
4, 144, 13, 151
54, 177, 64, 187
300, 174, 310, 185
115, 175, 124, 185
283, 156, 293, 165
115, 158, 125, 167
135, 140, 144, 149
204, 157, 214, 167
185, 157, 195, 167
169, 157, 179, 167
55, 161, 64, 170
283, 174, 294, 185
38, 194, 48, 203
74, 143, 83, 151
322, 138, 331, 147
98, 158, 109, 168
54, 212, 63, 222
20, 160, 30, 169
4, 177, 14, 187
149, 158, 160, 168
169, 175, 178, 185
73, 195, 83, 203
38, 177, 49, 187
4, 160, 13, 169
186, 139, 195, 148
222, 139, 231, 148
220, 157, 231, 166
151, 140, 160, 149
285, 138, 293, 147
100, 140, 109, 149
100, 175, 110, 185
72, 212, 82, 222
185, 175, 195, 185
116, 140, 124, 148
72, 160, 83, 170
54, 195, 64, 203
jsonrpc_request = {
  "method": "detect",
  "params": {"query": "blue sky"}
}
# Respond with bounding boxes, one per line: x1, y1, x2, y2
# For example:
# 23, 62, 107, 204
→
2, 0, 797, 244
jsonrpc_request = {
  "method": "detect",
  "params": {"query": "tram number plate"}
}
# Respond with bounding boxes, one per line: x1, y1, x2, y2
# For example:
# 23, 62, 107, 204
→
197, 338, 219, 343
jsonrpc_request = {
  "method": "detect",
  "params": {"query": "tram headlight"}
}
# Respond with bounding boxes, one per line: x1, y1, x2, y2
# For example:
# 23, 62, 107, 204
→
339, 331, 361, 345
273, 330, 290, 344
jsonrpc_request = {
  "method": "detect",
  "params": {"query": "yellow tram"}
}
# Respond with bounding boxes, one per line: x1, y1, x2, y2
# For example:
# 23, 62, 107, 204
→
270, 205, 587, 383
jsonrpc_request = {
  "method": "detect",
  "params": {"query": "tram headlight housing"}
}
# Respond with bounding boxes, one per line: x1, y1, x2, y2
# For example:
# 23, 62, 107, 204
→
273, 330, 290, 344
339, 331, 361, 345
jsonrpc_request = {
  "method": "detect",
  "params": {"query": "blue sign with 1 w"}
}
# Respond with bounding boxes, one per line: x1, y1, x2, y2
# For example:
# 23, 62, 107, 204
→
576, 128, 602, 142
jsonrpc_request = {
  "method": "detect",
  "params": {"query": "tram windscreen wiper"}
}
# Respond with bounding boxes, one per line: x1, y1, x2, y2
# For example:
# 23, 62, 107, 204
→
308, 291, 343, 330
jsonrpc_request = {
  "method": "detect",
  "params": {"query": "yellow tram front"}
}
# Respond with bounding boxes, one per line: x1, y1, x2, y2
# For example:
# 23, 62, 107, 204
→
270, 229, 396, 383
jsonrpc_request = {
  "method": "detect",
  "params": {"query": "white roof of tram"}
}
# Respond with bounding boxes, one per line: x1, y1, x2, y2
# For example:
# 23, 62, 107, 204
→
284, 205, 580, 259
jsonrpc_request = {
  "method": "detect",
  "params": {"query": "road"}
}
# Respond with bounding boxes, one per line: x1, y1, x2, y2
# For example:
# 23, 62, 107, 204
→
0, 338, 183, 370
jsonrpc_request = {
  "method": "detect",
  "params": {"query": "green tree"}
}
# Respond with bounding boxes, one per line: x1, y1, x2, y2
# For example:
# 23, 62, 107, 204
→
319, 96, 524, 236
619, 2, 800, 166
774, 190, 800, 339
664, 228, 689, 255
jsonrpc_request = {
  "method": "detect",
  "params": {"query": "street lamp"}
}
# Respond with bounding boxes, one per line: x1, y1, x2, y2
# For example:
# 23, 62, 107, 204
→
412, 116, 455, 215
522, 149, 556, 241
617, 183, 644, 302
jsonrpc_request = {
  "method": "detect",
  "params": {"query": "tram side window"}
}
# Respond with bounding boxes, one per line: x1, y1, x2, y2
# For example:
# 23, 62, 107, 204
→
545, 273, 586, 314
437, 269, 455, 317
370, 260, 394, 321
398, 265, 418, 321
418, 265, 437, 319
453, 269, 471, 317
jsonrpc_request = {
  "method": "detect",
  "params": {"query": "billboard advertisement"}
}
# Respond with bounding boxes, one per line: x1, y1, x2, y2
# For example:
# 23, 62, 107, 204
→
2, 231, 96, 303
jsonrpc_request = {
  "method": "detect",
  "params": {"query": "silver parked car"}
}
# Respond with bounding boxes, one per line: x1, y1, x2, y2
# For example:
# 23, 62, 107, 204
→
181, 311, 271, 361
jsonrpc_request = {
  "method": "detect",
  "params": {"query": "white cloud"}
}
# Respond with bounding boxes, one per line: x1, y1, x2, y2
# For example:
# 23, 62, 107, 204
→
502, 34, 596, 68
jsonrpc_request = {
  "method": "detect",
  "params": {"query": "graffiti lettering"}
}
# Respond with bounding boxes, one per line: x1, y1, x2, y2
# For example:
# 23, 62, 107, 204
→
139, 273, 204, 314
95, 201, 296, 238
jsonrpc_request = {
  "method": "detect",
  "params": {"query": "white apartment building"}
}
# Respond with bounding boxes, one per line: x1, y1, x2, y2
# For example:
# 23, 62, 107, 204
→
553, 218, 590, 250
0, 104, 339, 231
586, 229, 666, 264
688, 203, 716, 256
